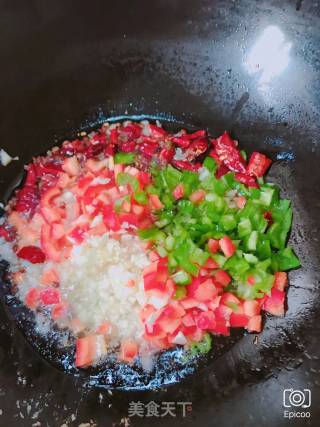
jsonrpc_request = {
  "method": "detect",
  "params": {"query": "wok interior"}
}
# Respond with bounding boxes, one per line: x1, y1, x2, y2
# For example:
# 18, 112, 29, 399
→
0, 1, 319, 425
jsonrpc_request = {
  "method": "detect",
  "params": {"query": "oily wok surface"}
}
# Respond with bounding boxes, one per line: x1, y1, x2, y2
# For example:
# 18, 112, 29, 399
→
0, 1, 319, 426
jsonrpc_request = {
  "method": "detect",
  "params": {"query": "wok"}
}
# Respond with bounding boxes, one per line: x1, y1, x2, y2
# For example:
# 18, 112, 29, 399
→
0, 1, 319, 426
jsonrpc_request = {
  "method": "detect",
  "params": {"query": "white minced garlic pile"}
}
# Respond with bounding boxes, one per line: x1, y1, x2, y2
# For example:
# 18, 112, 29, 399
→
0, 231, 152, 350
57, 233, 150, 346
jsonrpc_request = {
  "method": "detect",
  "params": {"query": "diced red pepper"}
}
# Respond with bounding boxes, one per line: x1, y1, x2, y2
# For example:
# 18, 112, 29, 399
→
208, 239, 220, 254
247, 275, 256, 285
214, 270, 232, 286
235, 196, 247, 209
75, 335, 106, 368
39, 288, 61, 305
173, 184, 184, 200
189, 189, 206, 204
202, 258, 219, 269
149, 194, 164, 210
263, 288, 285, 316
102, 206, 121, 231
193, 279, 218, 302
219, 236, 236, 258
120, 339, 138, 362
234, 173, 259, 188
230, 313, 249, 327
194, 311, 216, 330
243, 300, 261, 317
247, 152, 272, 177
246, 315, 262, 332
52, 302, 68, 320
273, 272, 288, 291
25, 288, 40, 309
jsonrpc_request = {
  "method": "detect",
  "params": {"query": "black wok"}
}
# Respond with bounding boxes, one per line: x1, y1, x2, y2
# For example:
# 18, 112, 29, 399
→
0, 1, 319, 426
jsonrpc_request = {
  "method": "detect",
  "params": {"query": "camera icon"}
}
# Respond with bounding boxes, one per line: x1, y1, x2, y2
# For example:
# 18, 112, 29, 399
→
283, 389, 311, 408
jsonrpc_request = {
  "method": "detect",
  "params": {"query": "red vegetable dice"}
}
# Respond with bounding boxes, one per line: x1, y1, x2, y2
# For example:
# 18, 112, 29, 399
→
219, 236, 236, 258
263, 288, 285, 316
17, 246, 46, 264
247, 152, 272, 177
273, 272, 288, 291
39, 288, 61, 305
214, 132, 246, 173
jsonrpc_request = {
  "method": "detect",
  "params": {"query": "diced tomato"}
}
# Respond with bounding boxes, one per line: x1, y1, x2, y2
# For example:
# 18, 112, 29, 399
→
149, 194, 164, 210
247, 151, 272, 177
273, 272, 288, 291
243, 300, 261, 317
246, 315, 262, 332
39, 288, 61, 305
263, 288, 285, 316
120, 340, 138, 362
17, 246, 46, 264
138, 171, 151, 187
25, 288, 40, 309
189, 189, 206, 204
214, 270, 231, 286
208, 238, 219, 254
230, 313, 249, 327
219, 236, 236, 257
173, 184, 184, 200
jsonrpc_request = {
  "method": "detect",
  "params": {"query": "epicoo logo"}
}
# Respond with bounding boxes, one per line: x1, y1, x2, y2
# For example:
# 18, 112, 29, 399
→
283, 389, 311, 409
